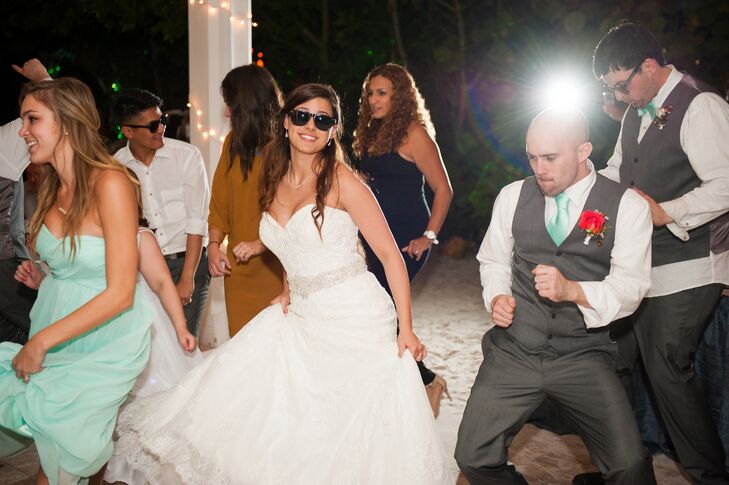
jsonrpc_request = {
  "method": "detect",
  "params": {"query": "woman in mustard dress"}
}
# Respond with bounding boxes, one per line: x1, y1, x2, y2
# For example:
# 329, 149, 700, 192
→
207, 65, 284, 335
0, 78, 151, 485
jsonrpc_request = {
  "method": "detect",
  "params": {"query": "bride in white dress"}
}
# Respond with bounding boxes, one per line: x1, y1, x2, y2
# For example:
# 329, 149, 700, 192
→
115, 83, 453, 485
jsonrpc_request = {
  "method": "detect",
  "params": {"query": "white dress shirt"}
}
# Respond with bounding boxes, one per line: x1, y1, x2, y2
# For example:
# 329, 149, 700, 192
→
477, 162, 653, 329
0, 119, 30, 181
115, 137, 210, 255
602, 66, 729, 296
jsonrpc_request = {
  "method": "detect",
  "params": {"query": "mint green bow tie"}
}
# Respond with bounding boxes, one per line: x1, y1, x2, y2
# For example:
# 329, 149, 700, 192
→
547, 192, 570, 246
637, 101, 656, 119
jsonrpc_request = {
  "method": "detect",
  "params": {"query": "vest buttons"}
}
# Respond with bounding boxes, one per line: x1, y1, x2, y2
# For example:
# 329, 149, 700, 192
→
551, 313, 557, 319
629, 181, 634, 186
555, 250, 562, 256
633, 157, 638, 163
546, 334, 553, 340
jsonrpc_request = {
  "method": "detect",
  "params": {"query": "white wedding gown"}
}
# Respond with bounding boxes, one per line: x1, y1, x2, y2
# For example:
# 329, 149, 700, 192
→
105, 229, 205, 485
115, 205, 453, 485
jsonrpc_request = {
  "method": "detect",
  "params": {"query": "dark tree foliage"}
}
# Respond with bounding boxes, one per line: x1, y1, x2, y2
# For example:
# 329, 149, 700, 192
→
2, 1, 727, 239
0, 0, 188, 136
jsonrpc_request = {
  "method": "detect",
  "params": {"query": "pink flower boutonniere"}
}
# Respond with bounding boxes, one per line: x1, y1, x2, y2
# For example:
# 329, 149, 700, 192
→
578, 210, 609, 246
653, 105, 673, 130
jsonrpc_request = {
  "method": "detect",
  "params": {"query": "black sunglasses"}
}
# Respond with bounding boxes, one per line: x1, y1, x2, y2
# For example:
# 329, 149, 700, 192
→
288, 109, 337, 131
605, 61, 643, 95
123, 113, 169, 133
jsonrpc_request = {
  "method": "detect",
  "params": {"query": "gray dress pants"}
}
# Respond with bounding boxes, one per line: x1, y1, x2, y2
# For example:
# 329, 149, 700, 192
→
165, 250, 210, 337
455, 328, 655, 485
615, 283, 728, 484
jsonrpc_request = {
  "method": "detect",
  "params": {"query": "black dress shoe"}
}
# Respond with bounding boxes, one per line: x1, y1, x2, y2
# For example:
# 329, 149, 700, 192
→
572, 472, 605, 485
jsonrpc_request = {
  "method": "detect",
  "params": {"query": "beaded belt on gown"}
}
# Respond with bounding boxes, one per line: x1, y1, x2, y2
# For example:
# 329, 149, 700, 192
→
287, 260, 368, 298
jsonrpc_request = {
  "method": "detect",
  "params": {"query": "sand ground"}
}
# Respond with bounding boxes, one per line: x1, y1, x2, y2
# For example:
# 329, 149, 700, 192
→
0, 252, 692, 484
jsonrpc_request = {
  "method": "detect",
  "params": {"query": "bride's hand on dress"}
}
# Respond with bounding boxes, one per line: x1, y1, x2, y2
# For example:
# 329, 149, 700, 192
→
233, 240, 266, 263
270, 289, 291, 314
397, 330, 427, 361
12, 336, 48, 382
176, 328, 198, 352
15, 260, 44, 290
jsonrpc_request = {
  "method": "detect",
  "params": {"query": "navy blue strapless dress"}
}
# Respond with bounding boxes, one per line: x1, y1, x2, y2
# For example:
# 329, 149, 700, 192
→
359, 151, 435, 384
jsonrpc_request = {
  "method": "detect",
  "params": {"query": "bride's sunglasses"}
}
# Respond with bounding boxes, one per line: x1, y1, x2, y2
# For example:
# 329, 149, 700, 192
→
123, 113, 169, 133
288, 110, 337, 131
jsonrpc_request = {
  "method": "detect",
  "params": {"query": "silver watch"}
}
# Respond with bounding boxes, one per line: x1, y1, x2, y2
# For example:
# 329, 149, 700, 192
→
423, 230, 439, 245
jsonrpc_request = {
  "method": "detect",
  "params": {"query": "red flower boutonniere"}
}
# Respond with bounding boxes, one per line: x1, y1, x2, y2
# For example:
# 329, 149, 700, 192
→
653, 105, 673, 130
579, 210, 608, 246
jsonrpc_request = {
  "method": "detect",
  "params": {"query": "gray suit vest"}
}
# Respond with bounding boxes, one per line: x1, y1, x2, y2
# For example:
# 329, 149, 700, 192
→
619, 75, 723, 266
506, 175, 626, 355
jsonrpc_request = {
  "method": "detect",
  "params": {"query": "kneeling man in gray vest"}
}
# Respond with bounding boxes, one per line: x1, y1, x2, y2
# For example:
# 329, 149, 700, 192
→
455, 107, 656, 485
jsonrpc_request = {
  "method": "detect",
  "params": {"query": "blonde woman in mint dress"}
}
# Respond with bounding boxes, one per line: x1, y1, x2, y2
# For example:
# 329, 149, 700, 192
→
0, 78, 152, 485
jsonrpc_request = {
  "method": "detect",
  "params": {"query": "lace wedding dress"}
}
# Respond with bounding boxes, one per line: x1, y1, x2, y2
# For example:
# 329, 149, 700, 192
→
105, 228, 205, 485
115, 204, 453, 485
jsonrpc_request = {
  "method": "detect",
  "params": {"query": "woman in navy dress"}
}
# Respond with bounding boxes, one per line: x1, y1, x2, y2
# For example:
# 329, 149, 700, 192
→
354, 63, 453, 417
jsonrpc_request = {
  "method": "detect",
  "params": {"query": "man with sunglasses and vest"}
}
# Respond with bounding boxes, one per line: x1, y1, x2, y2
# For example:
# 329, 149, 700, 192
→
578, 21, 729, 485
455, 107, 656, 485
112, 89, 211, 337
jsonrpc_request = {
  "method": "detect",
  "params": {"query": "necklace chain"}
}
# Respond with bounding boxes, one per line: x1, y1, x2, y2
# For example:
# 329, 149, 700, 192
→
287, 168, 313, 190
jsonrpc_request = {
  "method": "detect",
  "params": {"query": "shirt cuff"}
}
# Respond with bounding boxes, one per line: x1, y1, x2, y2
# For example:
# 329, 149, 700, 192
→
577, 281, 620, 329
185, 218, 208, 236
659, 195, 690, 240
665, 222, 690, 241
660, 198, 689, 228
482, 287, 511, 313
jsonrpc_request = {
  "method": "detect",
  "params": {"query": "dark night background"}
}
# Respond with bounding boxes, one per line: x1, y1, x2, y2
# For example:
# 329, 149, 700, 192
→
2, 0, 728, 241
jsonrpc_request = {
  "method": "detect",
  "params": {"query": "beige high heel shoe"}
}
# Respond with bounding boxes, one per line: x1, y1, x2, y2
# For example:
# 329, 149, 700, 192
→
425, 375, 452, 418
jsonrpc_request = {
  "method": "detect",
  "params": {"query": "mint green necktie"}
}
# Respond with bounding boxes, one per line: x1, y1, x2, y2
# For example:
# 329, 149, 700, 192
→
547, 192, 570, 246
637, 101, 656, 119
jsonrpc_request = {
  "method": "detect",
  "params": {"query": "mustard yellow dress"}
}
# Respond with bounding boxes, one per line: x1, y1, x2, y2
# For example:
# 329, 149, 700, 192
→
209, 134, 283, 335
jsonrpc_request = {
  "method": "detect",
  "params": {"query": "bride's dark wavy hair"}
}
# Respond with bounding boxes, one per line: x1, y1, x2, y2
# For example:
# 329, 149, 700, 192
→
259, 83, 348, 235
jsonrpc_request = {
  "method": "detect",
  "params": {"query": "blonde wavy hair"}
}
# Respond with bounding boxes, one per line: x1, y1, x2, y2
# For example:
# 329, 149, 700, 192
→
353, 63, 435, 158
21, 78, 134, 257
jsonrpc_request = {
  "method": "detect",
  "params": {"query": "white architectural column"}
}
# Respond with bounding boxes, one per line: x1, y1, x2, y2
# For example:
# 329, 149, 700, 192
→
188, 0, 252, 349
188, 0, 252, 171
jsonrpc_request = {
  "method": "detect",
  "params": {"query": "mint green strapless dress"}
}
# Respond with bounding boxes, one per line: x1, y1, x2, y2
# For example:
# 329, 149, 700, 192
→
0, 225, 152, 485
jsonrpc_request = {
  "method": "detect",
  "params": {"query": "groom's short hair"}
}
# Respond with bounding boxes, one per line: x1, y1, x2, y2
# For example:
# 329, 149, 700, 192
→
592, 21, 665, 78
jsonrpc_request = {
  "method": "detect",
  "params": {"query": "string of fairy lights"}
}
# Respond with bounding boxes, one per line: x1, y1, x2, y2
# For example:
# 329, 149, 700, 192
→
188, 0, 261, 144
114, 0, 262, 143
189, 0, 258, 29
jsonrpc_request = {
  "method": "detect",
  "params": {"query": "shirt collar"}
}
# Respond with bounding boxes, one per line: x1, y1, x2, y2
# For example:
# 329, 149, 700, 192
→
651, 65, 683, 108
559, 159, 596, 208
119, 138, 171, 165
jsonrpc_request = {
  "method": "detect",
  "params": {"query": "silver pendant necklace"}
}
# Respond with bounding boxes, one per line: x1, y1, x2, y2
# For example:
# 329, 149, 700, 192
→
287, 169, 313, 190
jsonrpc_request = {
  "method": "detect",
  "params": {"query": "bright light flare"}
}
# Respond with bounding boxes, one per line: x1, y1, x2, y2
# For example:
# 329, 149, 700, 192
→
542, 75, 586, 110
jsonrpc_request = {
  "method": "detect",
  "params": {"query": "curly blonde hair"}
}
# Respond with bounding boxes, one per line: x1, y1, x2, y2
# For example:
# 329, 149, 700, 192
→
353, 63, 435, 158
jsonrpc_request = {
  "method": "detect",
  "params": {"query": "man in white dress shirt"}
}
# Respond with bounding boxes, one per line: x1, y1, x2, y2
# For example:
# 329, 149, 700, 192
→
454, 108, 655, 484
0, 59, 51, 343
590, 21, 729, 485
112, 89, 210, 336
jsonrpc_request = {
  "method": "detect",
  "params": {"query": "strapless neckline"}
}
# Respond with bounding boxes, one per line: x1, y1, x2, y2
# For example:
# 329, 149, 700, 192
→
41, 223, 104, 241
264, 203, 346, 231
